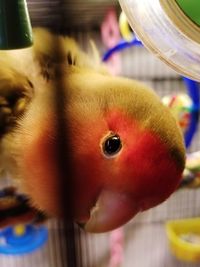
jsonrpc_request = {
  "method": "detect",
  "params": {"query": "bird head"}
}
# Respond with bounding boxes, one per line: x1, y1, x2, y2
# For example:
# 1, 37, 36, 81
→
16, 68, 185, 233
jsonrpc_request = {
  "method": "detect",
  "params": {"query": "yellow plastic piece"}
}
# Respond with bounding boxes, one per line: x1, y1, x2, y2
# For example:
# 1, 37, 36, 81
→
166, 218, 200, 262
14, 224, 26, 236
119, 12, 134, 42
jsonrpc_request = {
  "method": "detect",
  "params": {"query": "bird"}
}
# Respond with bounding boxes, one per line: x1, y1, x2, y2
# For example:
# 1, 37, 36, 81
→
0, 28, 185, 233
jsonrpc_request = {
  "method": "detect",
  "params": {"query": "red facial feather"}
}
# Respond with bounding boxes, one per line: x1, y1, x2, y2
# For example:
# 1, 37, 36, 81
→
20, 118, 62, 216
19, 108, 182, 227
105, 110, 182, 209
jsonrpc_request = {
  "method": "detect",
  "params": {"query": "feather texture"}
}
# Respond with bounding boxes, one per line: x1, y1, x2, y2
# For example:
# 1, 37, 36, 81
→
0, 28, 185, 232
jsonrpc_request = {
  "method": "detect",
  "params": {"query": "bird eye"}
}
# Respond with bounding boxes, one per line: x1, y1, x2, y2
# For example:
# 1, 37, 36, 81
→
102, 133, 122, 158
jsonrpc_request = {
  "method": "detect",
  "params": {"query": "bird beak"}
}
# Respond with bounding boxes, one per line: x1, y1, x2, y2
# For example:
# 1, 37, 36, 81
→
83, 190, 140, 233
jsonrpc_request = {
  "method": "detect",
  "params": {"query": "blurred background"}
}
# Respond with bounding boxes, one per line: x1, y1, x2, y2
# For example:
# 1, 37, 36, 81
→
0, 0, 200, 266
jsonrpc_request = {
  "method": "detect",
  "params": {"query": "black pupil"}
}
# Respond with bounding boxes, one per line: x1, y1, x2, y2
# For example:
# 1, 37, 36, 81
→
104, 134, 121, 156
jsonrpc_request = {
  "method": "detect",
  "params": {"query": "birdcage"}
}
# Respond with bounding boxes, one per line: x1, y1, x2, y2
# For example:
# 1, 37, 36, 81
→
0, 1, 199, 267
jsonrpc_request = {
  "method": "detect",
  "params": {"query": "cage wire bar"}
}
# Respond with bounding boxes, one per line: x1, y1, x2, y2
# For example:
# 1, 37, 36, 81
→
0, 1, 200, 267
35, 1, 82, 267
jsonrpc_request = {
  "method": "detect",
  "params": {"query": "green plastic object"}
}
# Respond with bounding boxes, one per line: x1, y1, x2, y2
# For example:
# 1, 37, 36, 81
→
176, 0, 200, 26
0, 0, 33, 49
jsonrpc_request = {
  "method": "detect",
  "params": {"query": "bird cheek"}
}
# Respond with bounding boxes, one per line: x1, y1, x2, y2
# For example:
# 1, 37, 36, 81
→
118, 133, 182, 208
19, 120, 62, 216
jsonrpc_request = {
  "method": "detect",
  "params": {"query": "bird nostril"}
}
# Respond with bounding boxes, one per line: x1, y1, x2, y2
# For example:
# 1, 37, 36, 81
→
77, 222, 86, 229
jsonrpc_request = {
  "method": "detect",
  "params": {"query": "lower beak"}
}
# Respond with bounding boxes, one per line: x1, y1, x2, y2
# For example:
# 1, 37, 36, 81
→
83, 190, 140, 233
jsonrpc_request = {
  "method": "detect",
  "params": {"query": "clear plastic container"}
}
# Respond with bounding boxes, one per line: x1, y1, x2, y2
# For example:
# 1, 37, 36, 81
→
119, 0, 200, 81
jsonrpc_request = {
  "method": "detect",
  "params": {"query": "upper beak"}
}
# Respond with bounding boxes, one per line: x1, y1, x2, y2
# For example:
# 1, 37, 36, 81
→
83, 190, 140, 233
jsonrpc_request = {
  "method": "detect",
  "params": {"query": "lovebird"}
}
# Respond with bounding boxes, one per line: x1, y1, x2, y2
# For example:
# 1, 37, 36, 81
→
0, 28, 185, 233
